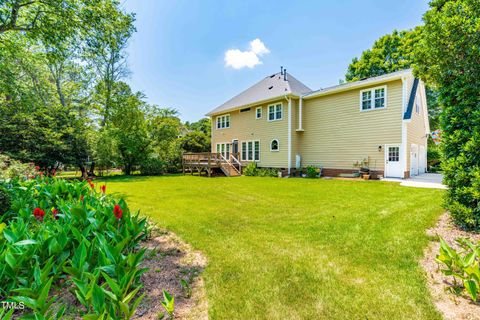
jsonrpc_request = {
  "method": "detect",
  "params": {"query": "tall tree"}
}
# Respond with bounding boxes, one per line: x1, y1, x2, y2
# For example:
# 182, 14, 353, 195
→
415, 0, 480, 230
107, 82, 152, 175
86, 1, 135, 126
345, 28, 441, 129
345, 29, 420, 82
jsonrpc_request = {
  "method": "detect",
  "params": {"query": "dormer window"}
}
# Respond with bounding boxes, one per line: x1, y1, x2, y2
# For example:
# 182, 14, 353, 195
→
360, 86, 386, 111
216, 114, 230, 129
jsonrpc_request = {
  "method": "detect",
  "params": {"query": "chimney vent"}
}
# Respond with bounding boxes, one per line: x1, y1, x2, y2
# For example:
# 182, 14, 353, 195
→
284, 69, 287, 81
280, 66, 284, 75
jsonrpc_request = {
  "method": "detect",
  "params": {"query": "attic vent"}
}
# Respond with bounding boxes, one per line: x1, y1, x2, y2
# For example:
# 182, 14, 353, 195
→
240, 107, 251, 113
268, 86, 273, 90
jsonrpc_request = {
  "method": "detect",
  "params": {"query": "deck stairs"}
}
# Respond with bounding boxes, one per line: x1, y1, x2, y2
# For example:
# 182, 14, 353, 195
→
220, 155, 241, 177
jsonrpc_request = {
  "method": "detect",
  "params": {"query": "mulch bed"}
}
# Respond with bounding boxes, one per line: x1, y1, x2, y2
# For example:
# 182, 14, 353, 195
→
133, 230, 208, 319
421, 213, 480, 320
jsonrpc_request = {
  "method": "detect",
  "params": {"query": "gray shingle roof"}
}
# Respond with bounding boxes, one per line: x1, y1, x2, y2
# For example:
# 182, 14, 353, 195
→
303, 69, 412, 99
207, 72, 311, 116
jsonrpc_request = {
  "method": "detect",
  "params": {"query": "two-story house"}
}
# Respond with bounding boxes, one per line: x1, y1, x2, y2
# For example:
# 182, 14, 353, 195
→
207, 68, 429, 178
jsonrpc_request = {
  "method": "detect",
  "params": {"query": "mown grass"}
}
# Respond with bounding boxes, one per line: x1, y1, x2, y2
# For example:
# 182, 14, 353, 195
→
105, 175, 445, 319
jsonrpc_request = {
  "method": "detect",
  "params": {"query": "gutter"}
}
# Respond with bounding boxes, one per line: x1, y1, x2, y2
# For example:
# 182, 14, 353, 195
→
303, 71, 411, 100
206, 93, 299, 117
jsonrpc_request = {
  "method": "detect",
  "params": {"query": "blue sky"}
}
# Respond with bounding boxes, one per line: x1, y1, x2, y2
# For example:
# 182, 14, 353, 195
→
123, 0, 429, 122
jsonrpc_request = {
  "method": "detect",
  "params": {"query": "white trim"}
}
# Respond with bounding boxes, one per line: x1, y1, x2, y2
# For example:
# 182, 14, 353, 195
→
216, 142, 231, 159
255, 107, 262, 119
384, 144, 403, 178
267, 103, 283, 122
207, 93, 298, 117
359, 85, 387, 112
240, 140, 260, 162
215, 114, 231, 130
287, 98, 292, 174
303, 69, 412, 100
419, 81, 431, 133
270, 139, 280, 152
298, 97, 303, 130
401, 76, 408, 177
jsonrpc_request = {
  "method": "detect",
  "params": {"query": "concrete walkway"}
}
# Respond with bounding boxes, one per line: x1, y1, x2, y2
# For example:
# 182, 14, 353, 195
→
382, 173, 447, 189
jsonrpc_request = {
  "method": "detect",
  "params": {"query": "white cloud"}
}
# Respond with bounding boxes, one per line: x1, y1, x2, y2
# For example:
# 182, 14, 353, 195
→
224, 38, 270, 69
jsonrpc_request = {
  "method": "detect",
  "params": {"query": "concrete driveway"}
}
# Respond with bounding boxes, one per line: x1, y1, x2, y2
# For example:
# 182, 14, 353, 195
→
383, 173, 447, 189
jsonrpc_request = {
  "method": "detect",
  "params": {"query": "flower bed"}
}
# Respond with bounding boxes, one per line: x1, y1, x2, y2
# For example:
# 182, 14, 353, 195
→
0, 177, 149, 319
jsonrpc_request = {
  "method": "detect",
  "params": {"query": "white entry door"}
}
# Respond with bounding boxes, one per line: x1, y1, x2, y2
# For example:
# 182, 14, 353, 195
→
419, 145, 426, 173
410, 144, 419, 176
385, 145, 403, 178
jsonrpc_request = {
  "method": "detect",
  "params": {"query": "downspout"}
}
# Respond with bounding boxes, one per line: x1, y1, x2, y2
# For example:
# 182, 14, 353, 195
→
401, 76, 408, 178
287, 97, 292, 175
298, 96, 303, 130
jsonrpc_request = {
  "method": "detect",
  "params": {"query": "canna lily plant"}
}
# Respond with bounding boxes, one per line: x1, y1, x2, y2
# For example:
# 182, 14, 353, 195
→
0, 176, 150, 319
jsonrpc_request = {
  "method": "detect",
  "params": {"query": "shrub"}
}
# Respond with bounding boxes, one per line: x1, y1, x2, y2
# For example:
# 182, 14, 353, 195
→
415, 0, 480, 229
243, 163, 258, 176
305, 165, 320, 179
257, 168, 278, 177
140, 155, 167, 176
427, 147, 441, 171
436, 238, 480, 302
243, 163, 278, 177
0, 154, 36, 180
0, 176, 149, 318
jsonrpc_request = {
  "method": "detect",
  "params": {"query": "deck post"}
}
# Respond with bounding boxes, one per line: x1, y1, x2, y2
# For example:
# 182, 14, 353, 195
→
208, 154, 211, 177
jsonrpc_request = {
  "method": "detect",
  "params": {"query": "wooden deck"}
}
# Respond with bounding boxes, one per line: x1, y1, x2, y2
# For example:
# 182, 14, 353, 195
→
182, 152, 242, 177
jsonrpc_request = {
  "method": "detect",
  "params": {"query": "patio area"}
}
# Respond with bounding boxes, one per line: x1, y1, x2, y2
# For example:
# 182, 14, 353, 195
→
382, 173, 446, 189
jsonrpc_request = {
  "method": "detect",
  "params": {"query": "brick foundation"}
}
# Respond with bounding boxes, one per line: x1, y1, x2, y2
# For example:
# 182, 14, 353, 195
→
321, 168, 385, 180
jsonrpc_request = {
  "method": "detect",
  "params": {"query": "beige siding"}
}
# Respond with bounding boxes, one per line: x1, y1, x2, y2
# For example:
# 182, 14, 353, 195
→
299, 80, 404, 171
211, 99, 290, 168
406, 85, 428, 172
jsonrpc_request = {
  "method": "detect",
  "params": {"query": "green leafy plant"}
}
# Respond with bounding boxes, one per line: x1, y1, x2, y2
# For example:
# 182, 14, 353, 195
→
0, 185, 11, 215
436, 238, 480, 301
243, 163, 278, 177
180, 278, 192, 298
160, 290, 175, 319
305, 165, 320, 179
243, 162, 258, 176
0, 176, 150, 318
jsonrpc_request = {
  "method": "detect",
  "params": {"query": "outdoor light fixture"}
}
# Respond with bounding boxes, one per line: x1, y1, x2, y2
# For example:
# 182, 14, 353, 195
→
378, 145, 382, 152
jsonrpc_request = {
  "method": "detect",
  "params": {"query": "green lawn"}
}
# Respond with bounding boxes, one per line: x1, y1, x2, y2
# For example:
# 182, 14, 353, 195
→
105, 175, 445, 319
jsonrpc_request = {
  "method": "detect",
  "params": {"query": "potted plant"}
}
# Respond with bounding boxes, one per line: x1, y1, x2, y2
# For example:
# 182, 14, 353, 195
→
353, 158, 370, 180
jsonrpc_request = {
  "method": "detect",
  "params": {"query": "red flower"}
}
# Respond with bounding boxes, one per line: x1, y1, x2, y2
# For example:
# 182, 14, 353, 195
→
113, 204, 123, 220
100, 185, 106, 194
80, 195, 84, 201
87, 179, 94, 189
51, 169, 56, 176
52, 208, 58, 220
33, 207, 45, 221
35, 166, 40, 171
39, 171, 44, 177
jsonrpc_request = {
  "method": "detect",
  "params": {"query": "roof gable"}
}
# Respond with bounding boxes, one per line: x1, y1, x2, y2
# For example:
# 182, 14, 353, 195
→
207, 72, 311, 116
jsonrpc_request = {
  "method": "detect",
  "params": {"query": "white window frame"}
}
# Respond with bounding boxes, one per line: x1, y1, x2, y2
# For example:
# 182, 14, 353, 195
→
359, 85, 387, 112
241, 140, 260, 162
216, 142, 230, 159
216, 114, 230, 129
270, 139, 279, 152
267, 103, 283, 121
256, 107, 262, 119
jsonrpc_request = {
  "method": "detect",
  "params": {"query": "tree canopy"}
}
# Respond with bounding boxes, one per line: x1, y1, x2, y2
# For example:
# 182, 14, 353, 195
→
414, 0, 480, 229
345, 28, 440, 129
